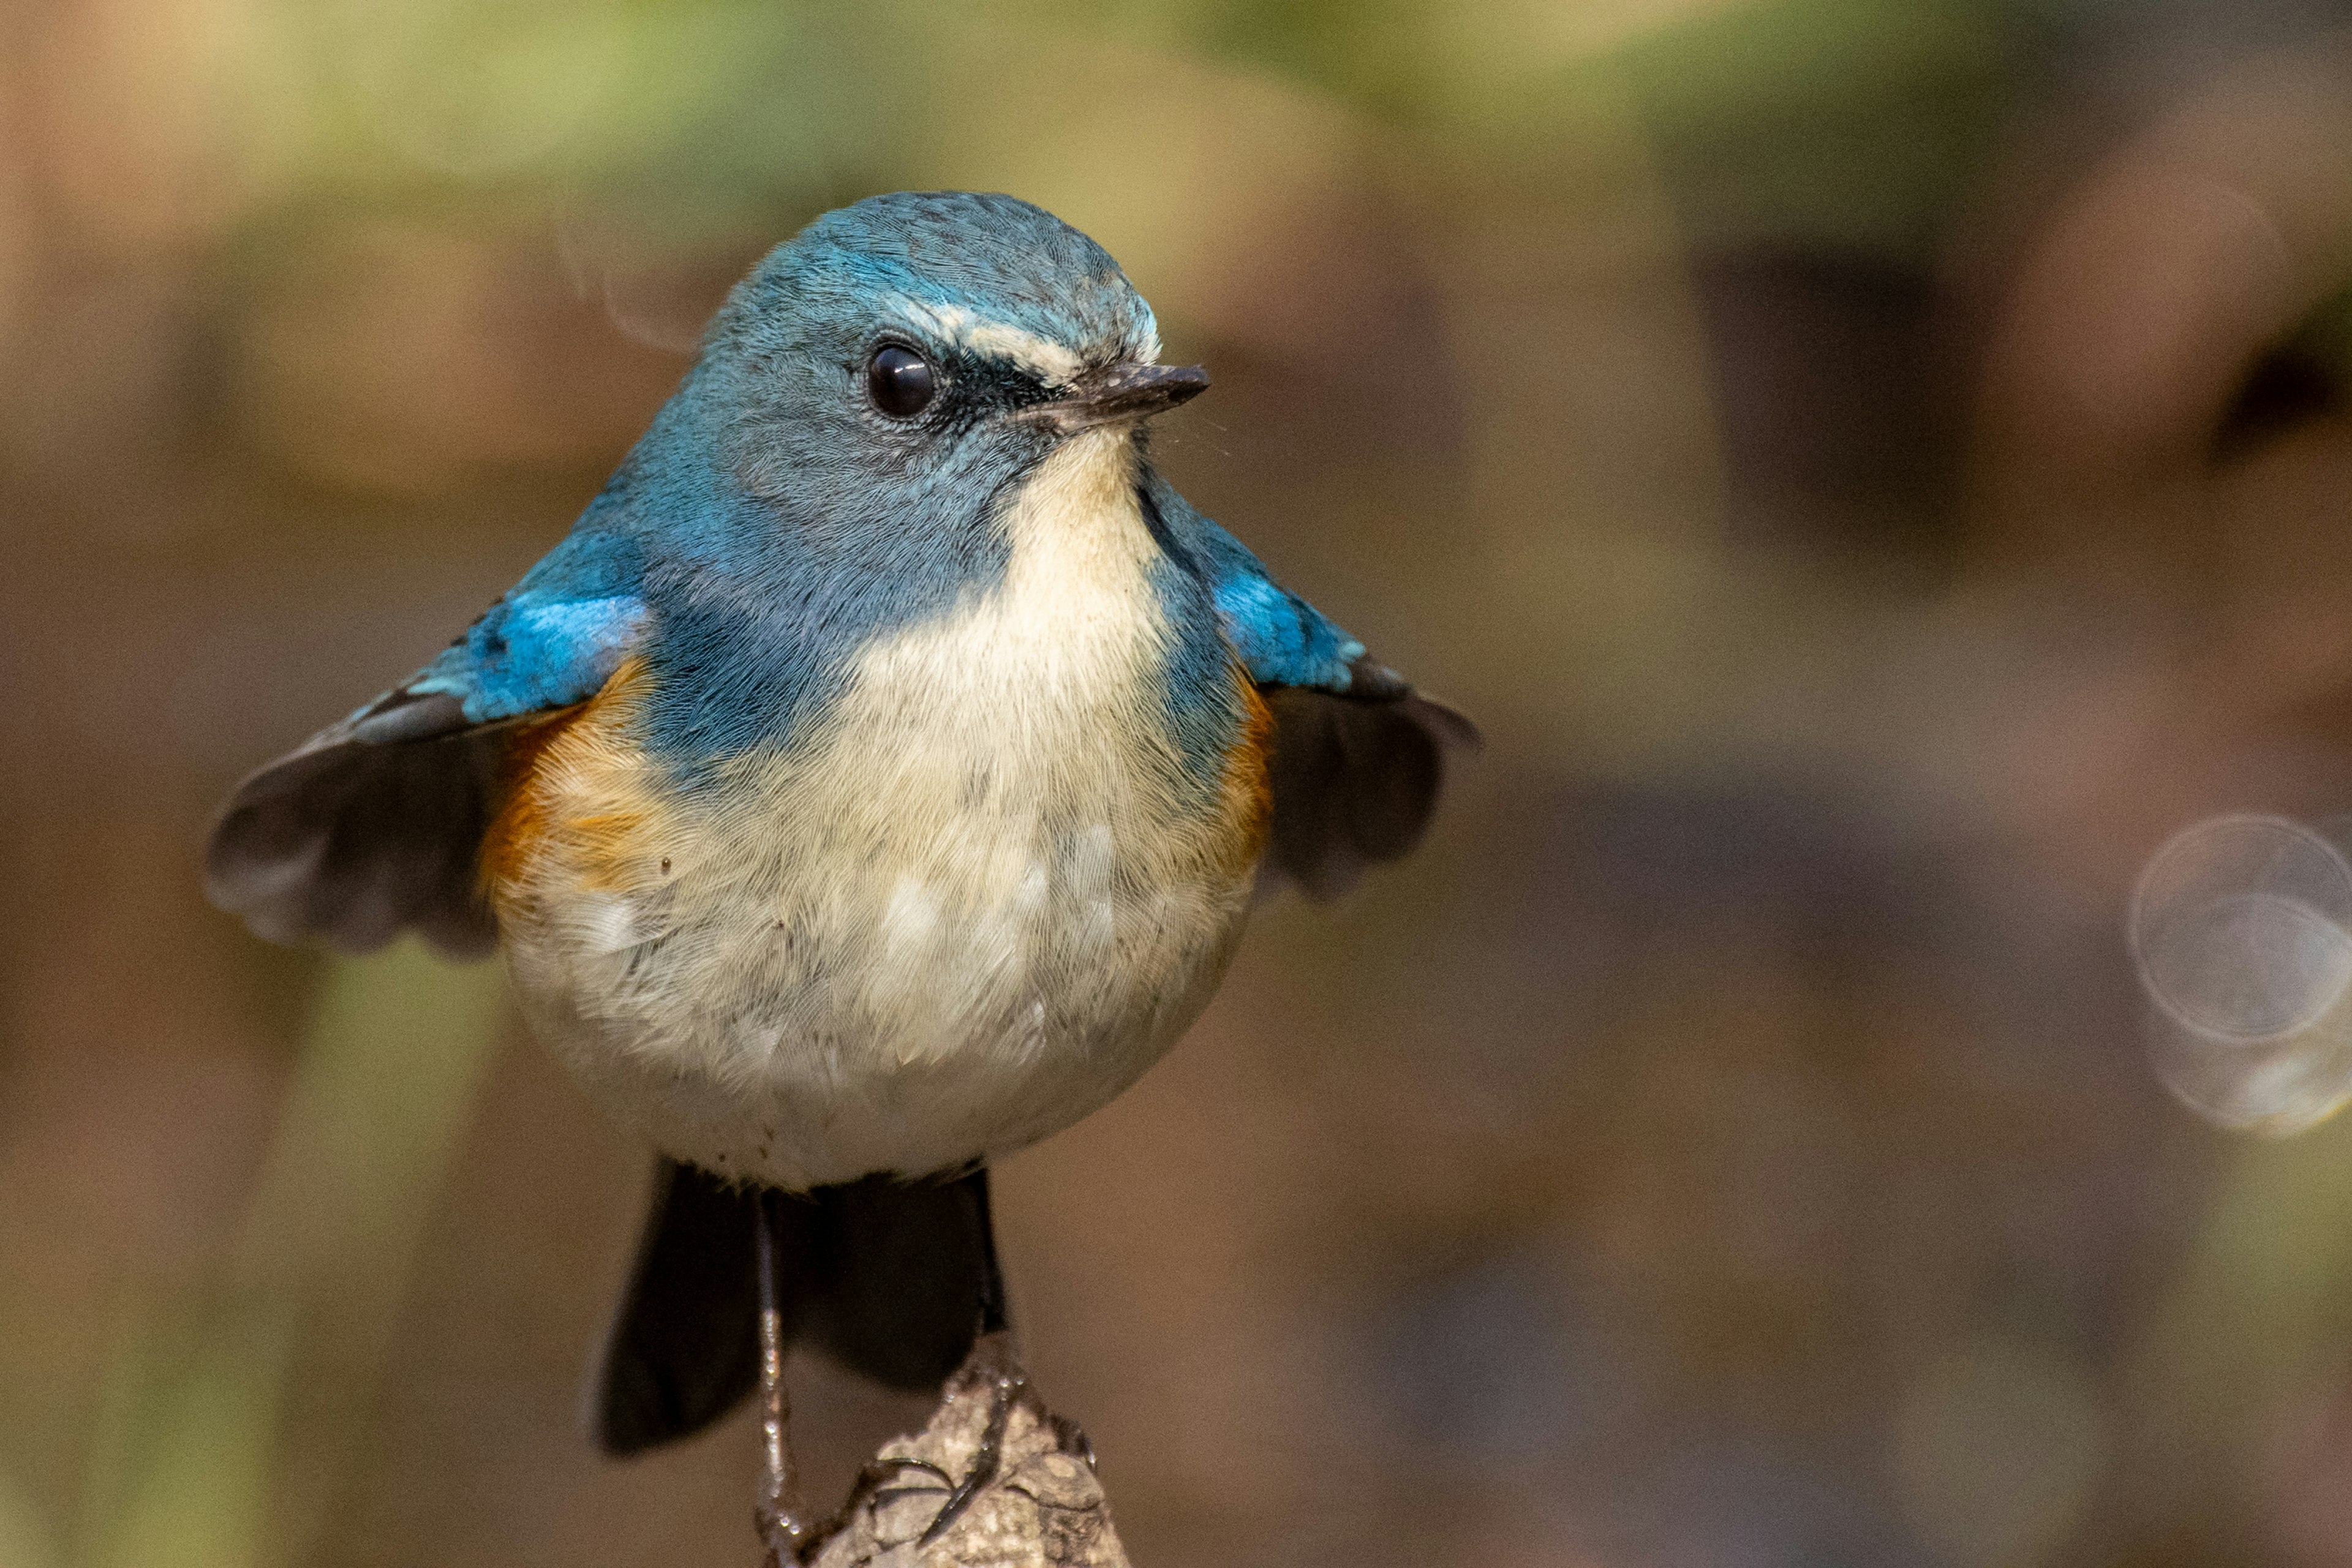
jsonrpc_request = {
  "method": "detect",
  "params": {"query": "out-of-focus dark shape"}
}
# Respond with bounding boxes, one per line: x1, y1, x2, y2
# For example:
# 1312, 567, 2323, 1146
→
1698, 250, 1956, 559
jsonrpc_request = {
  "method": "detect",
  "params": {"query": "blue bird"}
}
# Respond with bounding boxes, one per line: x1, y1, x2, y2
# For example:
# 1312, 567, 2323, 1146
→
206, 190, 1472, 1552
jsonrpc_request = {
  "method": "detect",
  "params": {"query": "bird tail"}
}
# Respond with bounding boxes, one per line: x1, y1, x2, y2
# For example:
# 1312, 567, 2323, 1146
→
589, 1158, 1003, 1456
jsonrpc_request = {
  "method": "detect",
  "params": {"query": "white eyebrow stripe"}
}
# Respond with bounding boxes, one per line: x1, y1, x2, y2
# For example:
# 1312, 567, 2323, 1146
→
897, 300, 1088, 387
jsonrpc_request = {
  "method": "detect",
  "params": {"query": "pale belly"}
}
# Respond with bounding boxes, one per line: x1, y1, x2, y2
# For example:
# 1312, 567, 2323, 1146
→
498, 769, 1261, 1189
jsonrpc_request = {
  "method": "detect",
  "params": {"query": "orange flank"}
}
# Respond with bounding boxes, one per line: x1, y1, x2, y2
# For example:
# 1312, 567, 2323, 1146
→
1218, 668, 1273, 876
479, 657, 660, 911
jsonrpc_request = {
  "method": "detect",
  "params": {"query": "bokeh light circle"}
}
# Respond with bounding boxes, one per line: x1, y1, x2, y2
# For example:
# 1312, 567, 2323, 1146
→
2128, 815, 2352, 1043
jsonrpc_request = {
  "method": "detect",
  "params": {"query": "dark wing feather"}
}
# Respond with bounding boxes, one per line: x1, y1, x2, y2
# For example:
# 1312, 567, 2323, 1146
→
1261, 665, 1479, 901
202, 692, 519, 959
205, 545, 645, 959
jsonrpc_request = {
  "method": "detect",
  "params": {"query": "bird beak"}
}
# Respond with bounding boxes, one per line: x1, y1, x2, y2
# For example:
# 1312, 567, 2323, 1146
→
1031, 363, 1210, 432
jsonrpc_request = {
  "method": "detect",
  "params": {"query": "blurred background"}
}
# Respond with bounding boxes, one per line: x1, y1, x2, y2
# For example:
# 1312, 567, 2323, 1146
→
8, 1, 2352, 1565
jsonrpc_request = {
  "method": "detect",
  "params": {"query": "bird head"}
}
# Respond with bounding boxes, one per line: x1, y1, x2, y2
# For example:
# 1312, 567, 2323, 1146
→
662, 192, 1205, 564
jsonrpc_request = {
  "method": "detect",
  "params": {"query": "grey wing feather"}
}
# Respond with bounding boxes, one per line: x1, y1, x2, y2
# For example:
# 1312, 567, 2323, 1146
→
1261, 661, 1479, 900
203, 692, 514, 958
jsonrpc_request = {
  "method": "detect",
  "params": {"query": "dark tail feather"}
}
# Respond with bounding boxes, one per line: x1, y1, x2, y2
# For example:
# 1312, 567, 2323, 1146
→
590, 1158, 774, 1455
589, 1159, 1001, 1456
804, 1166, 1003, 1390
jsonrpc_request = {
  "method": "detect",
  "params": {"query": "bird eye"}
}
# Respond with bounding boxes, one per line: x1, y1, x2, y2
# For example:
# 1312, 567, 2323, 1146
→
866, 344, 935, 418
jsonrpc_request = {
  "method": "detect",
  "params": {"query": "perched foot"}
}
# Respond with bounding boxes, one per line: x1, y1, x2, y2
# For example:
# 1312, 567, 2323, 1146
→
916, 1333, 1025, 1546
806, 1335, 1125, 1567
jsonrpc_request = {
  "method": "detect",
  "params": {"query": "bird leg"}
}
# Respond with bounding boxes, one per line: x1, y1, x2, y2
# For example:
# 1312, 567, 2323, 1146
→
753, 1191, 816, 1568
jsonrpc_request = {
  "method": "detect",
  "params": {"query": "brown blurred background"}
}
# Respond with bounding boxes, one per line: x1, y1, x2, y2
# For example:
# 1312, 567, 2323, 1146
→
9, 1, 2352, 1565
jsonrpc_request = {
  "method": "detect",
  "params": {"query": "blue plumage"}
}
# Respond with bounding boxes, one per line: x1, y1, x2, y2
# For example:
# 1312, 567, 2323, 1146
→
353, 193, 1370, 778
203, 190, 1472, 1480
401, 528, 649, 725
1142, 471, 1369, 691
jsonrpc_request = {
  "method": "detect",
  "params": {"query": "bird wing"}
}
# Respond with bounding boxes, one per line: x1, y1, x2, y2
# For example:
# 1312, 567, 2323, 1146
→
1143, 473, 1479, 899
205, 528, 649, 957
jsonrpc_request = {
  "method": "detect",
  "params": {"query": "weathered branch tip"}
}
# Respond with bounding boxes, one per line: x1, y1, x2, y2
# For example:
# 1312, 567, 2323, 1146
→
804, 1338, 1131, 1568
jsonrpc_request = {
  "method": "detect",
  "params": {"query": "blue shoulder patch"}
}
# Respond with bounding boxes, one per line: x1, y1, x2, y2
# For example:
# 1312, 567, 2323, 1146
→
397, 519, 650, 725
1142, 470, 1364, 692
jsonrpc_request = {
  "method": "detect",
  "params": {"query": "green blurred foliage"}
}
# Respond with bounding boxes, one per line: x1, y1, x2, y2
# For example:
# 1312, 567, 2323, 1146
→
55, 949, 503, 1568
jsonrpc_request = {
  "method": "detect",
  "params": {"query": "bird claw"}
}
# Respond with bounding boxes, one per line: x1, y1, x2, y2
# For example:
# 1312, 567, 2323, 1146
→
827, 1333, 1049, 1551
794, 1332, 1127, 1566
916, 1346, 1026, 1546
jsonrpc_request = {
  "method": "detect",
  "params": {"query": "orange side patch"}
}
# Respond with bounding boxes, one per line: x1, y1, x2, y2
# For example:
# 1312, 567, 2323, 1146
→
478, 656, 657, 908
1217, 669, 1275, 875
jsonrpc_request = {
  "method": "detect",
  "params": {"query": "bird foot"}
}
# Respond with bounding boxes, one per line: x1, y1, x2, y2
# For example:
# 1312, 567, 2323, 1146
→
804, 1333, 1121, 1566
916, 1335, 1025, 1546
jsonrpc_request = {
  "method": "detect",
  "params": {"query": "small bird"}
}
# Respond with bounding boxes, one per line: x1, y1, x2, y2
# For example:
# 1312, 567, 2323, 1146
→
206, 191, 1472, 1556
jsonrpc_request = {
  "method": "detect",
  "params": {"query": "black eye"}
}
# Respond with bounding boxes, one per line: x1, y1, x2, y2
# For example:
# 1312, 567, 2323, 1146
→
867, 344, 935, 418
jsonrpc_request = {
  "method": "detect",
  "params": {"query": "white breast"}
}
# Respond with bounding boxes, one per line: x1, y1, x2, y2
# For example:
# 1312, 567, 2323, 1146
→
497, 428, 1265, 1188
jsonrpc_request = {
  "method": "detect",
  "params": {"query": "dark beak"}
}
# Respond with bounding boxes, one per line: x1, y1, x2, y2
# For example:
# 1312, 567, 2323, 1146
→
1033, 362, 1210, 432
